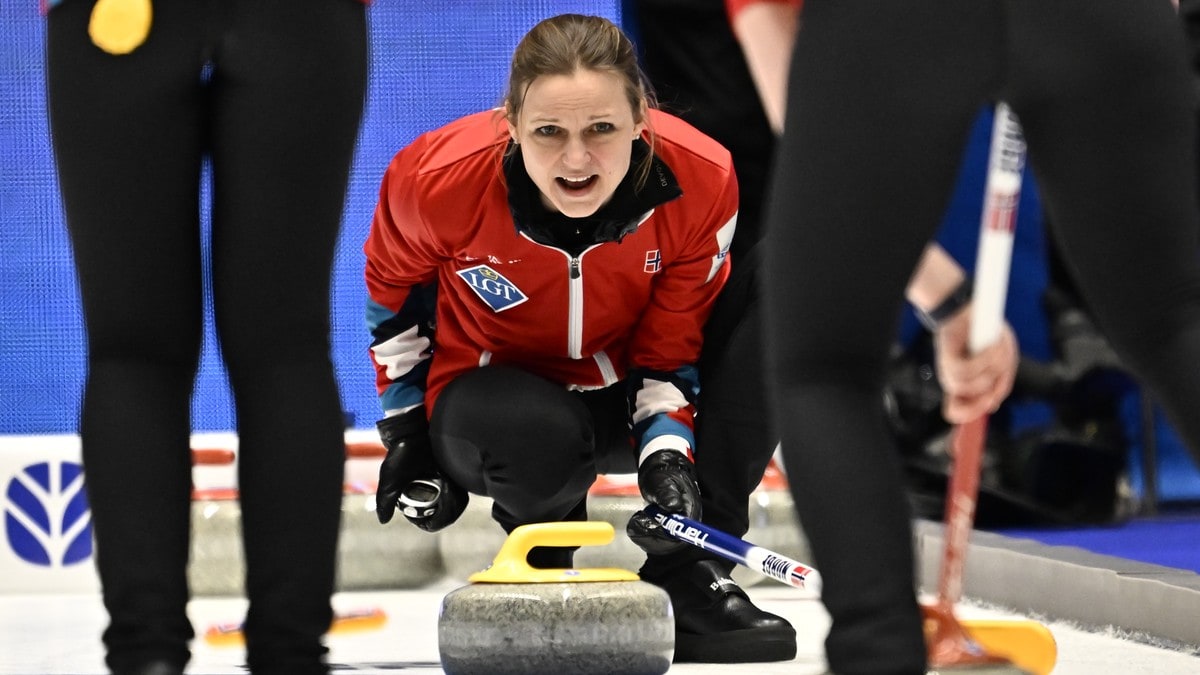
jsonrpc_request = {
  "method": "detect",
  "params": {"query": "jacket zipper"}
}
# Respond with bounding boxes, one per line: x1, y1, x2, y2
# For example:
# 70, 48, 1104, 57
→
567, 255, 584, 358
516, 232, 601, 362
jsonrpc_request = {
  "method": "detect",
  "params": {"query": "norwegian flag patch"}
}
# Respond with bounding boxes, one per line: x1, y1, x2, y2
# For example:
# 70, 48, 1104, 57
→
456, 264, 529, 313
644, 249, 662, 273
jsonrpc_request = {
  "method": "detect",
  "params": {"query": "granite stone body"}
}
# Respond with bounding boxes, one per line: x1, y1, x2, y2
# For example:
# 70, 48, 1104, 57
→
438, 580, 674, 675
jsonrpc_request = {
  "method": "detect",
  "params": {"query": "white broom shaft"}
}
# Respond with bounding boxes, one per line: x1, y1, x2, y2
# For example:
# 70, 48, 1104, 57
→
970, 102, 1025, 354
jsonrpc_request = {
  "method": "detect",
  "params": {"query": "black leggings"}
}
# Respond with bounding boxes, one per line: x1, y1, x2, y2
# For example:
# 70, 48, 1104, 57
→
46, 1, 366, 672
766, 1, 1200, 673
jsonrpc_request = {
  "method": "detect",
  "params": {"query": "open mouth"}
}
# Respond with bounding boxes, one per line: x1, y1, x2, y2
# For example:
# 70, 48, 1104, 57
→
556, 175, 597, 192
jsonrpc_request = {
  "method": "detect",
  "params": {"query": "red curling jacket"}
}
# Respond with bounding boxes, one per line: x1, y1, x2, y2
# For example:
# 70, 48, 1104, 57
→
365, 108, 738, 459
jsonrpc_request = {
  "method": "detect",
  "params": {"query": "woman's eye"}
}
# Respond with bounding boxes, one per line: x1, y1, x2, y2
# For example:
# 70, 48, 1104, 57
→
592, 122, 615, 134
535, 126, 559, 137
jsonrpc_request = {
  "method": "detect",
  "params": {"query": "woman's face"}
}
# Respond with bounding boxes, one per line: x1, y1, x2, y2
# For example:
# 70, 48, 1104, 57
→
508, 68, 645, 218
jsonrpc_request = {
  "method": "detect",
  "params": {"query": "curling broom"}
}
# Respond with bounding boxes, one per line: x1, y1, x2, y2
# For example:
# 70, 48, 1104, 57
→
921, 102, 1056, 675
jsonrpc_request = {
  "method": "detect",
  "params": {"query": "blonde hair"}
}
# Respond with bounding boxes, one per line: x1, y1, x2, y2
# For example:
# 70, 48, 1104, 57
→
503, 14, 658, 188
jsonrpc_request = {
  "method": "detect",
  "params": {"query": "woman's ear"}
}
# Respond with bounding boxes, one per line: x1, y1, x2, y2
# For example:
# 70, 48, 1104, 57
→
504, 101, 519, 143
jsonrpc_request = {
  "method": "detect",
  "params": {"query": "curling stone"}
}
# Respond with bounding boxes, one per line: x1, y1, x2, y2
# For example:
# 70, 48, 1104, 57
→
438, 522, 674, 675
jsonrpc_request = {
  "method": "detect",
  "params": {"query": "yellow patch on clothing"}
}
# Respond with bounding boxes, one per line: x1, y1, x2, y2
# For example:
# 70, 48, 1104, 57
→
89, 0, 152, 55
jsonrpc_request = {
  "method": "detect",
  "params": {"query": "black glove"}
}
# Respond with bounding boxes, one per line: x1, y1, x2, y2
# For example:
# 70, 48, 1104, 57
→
626, 448, 702, 556
375, 409, 468, 532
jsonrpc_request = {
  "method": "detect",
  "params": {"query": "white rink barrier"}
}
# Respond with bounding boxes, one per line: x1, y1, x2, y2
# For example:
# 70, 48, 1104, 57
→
0, 431, 407, 595
0, 433, 803, 595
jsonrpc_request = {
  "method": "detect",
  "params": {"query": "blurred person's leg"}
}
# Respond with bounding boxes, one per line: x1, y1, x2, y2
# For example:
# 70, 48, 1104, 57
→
47, 1, 209, 671
764, 1, 998, 671
209, 1, 366, 672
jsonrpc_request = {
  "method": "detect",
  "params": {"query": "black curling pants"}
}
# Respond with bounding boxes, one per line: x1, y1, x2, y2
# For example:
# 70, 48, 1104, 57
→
765, 1, 1200, 673
46, 1, 366, 672
430, 367, 635, 567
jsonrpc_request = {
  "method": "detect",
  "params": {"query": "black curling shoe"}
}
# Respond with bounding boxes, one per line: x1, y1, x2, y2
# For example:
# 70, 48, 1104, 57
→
649, 559, 798, 663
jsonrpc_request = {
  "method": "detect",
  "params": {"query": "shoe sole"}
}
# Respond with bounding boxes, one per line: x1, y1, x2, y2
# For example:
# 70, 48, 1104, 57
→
673, 626, 798, 663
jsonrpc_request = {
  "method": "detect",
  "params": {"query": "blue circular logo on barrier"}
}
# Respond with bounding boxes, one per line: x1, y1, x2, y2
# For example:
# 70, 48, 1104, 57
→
4, 461, 92, 566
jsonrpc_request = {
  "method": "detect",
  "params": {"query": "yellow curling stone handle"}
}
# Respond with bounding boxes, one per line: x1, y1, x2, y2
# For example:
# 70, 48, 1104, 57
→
469, 521, 640, 584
